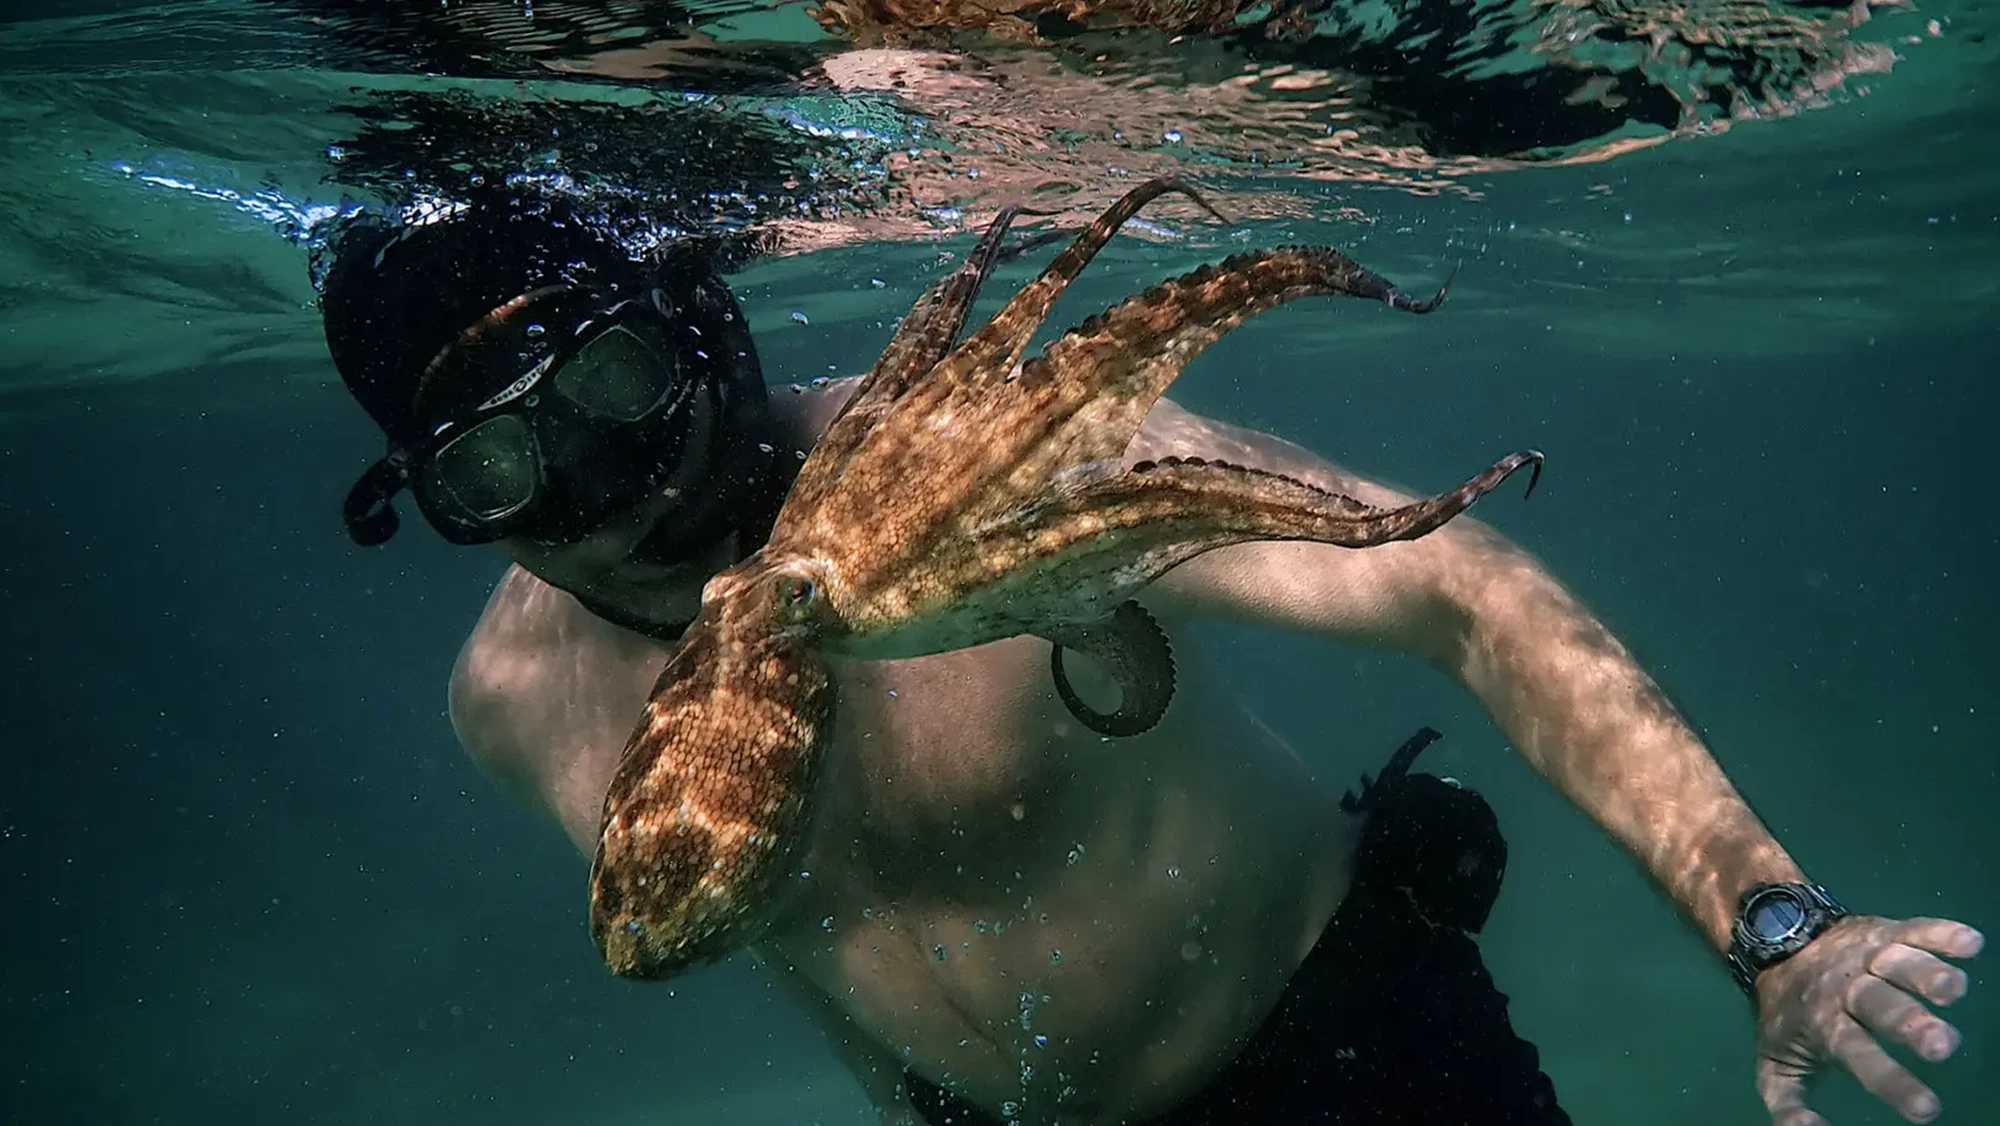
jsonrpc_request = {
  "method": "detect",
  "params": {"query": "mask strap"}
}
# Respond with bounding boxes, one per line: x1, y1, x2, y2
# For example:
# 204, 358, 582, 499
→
343, 452, 412, 546
412, 284, 574, 413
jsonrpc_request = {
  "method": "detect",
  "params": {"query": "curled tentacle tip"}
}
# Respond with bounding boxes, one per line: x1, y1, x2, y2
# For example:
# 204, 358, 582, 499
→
997, 226, 1074, 264
1519, 449, 1546, 500
1160, 176, 1231, 225
1405, 259, 1461, 314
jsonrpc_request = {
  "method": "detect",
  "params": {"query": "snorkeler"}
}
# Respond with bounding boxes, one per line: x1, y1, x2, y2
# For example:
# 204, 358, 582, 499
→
318, 195, 1979, 1126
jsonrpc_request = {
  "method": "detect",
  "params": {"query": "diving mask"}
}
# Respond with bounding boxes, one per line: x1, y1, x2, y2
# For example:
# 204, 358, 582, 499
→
342, 283, 719, 548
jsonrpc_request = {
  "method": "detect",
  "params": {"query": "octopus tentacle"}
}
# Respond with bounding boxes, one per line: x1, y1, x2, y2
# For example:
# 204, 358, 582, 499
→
972, 451, 1543, 600
994, 224, 1075, 266
792, 178, 1227, 571
826, 237, 1439, 562
789, 205, 1025, 517
1043, 599, 1176, 737
927, 176, 1227, 392
982, 452, 1536, 734
987, 246, 1452, 509
1092, 450, 1541, 548
860, 205, 1025, 405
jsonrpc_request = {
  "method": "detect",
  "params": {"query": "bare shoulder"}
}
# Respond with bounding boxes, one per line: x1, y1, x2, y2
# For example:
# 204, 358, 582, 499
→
447, 565, 673, 837
447, 567, 579, 801
449, 566, 576, 724
1128, 398, 1423, 510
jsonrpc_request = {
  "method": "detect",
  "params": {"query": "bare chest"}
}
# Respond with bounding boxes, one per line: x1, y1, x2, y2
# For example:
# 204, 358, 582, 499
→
761, 634, 1356, 1123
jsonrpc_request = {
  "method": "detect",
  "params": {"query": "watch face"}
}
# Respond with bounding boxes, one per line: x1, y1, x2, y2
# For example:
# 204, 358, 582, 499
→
1747, 888, 1809, 942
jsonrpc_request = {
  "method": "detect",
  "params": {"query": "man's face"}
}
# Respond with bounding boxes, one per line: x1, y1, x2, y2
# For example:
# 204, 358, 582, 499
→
495, 375, 733, 622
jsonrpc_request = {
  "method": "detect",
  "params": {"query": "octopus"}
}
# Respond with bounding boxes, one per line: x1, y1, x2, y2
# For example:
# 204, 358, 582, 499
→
589, 177, 1543, 979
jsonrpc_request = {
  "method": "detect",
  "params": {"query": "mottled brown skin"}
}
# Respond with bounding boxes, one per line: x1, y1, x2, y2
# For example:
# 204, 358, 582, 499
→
589, 565, 832, 975
590, 177, 1540, 978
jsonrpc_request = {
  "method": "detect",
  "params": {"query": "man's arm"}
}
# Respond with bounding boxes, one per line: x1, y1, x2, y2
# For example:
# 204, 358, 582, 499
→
447, 565, 681, 854
1136, 399, 1789, 949
1138, 400, 1980, 1125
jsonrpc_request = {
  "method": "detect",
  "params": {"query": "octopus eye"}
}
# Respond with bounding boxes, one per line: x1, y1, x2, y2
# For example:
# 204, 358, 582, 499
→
773, 574, 820, 623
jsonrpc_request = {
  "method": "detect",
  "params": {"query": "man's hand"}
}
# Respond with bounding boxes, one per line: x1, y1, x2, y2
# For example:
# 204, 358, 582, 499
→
1754, 916, 1983, 1125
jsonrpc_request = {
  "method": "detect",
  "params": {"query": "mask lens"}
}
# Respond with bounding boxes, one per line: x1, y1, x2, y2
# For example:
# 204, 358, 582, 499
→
555, 323, 680, 421
425, 414, 540, 522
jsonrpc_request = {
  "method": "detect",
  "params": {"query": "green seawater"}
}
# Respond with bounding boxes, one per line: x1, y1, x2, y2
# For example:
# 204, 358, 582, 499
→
1, 1, 1993, 1123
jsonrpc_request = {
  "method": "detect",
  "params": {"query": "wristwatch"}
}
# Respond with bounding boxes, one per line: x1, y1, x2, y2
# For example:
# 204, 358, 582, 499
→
1726, 882, 1849, 996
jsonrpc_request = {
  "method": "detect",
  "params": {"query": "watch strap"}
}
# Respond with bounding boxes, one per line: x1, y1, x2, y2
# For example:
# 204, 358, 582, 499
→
1727, 882, 1847, 997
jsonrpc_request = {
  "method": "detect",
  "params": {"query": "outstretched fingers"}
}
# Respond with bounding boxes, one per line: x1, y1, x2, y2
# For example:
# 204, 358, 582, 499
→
1848, 968, 1962, 1062
1756, 1057, 1831, 1126
1826, 1013, 1943, 1123
1755, 916, 1983, 1126
1871, 940, 1973, 1009
1892, 918, 1986, 962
